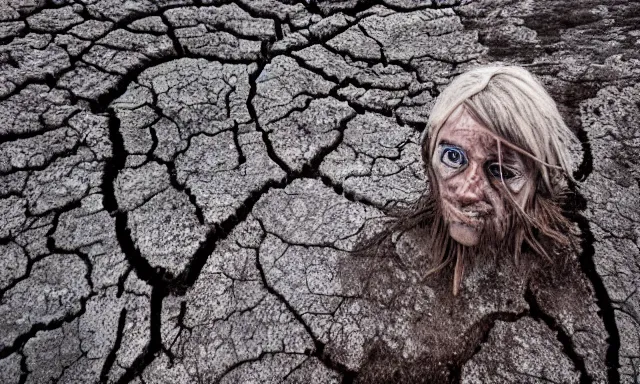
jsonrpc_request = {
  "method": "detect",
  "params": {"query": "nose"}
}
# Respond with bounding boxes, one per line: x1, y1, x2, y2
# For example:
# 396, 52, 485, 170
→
456, 162, 488, 206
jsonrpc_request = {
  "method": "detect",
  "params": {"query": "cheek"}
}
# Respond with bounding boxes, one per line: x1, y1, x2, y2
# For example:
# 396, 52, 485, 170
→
514, 179, 536, 208
484, 187, 506, 217
505, 174, 529, 195
504, 176, 535, 208
436, 175, 466, 207
432, 164, 462, 195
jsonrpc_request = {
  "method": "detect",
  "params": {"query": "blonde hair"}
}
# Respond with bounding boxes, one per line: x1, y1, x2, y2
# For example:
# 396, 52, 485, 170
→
422, 65, 578, 196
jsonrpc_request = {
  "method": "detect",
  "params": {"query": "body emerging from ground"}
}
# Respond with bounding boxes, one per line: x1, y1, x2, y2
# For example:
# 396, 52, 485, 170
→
335, 66, 608, 382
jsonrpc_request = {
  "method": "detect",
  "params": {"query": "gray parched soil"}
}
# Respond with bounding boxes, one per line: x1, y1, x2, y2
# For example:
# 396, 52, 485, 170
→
1, 0, 639, 383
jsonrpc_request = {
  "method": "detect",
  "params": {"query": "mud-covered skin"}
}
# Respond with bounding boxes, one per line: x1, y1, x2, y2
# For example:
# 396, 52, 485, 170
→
432, 108, 534, 247
0, 0, 638, 383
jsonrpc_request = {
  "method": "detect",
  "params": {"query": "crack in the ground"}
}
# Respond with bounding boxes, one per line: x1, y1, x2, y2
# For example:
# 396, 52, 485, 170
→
214, 350, 308, 384
525, 286, 592, 383
0, 198, 81, 300
2, 1, 636, 382
565, 111, 621, 382
566, 192, 622, 384
252, 220, 358, 382
0, 199, 99, 360
158, 13, 184, 57
164, 301, 192, 363
0, 290, 97, 360
17, 349, 29, 384
0, 108, 82, 144
246, 44, 295, 176
447, 310, 528, 383
113, 285, 164, 384
0, 134, 85, 177
301, 0, 466, 18
100, 308, 127, 383
98, 52, 325, 379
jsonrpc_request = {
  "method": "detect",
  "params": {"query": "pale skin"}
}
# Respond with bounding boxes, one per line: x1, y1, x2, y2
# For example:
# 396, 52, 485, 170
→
431, 108, 535, 247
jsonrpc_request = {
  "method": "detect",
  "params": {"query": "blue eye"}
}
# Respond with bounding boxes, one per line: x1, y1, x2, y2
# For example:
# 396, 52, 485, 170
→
441, 147, 467, 169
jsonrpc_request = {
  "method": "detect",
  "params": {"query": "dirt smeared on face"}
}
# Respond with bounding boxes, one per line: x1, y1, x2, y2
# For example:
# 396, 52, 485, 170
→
432, 108, 535, 248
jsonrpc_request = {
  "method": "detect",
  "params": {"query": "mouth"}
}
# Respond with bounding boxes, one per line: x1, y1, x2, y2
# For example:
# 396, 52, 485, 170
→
443, 201, 493, 229
452, 215, 484, 230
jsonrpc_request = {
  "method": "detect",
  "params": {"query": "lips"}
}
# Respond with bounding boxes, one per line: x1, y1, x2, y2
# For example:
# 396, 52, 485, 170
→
452, 214, 484, 229
442, 199, 493, 229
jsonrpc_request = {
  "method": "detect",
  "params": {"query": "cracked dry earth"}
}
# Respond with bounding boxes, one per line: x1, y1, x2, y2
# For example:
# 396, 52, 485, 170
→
1, 0, 639, 383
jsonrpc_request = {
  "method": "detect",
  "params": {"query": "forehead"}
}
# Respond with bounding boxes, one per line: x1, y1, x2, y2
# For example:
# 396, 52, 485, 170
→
434, 109, 526, 164
436, 110, 496, 152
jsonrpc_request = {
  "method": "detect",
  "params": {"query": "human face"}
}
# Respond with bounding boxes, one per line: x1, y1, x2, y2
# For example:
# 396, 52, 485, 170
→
431, 109, 534, 247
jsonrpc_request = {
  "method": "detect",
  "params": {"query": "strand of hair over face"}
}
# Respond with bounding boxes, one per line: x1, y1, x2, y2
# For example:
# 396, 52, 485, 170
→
419, 65, 580, 294
423, 65, 578, 197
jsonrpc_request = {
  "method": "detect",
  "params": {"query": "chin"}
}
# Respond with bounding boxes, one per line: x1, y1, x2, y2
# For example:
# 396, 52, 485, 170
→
449, 223, 480, 247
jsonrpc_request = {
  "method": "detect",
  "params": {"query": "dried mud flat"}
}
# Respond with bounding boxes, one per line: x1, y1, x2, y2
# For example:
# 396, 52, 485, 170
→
1, 0, 639, 383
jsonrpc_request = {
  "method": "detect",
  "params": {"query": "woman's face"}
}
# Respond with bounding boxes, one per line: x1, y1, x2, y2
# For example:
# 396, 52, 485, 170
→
431, 109, 535, 246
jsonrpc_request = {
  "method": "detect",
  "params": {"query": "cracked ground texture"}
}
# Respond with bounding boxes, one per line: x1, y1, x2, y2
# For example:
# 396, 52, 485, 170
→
0, 0, 639, 383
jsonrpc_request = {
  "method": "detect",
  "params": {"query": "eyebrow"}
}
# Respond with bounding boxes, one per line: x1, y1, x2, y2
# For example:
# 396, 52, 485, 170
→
438, 140, 466, 151
492, 149, 523, 164
499, 152, 520, 162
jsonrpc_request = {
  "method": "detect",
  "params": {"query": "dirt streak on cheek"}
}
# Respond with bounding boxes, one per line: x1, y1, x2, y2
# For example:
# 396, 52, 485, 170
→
484, 185, 508, 233
445, 176, 462, 196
